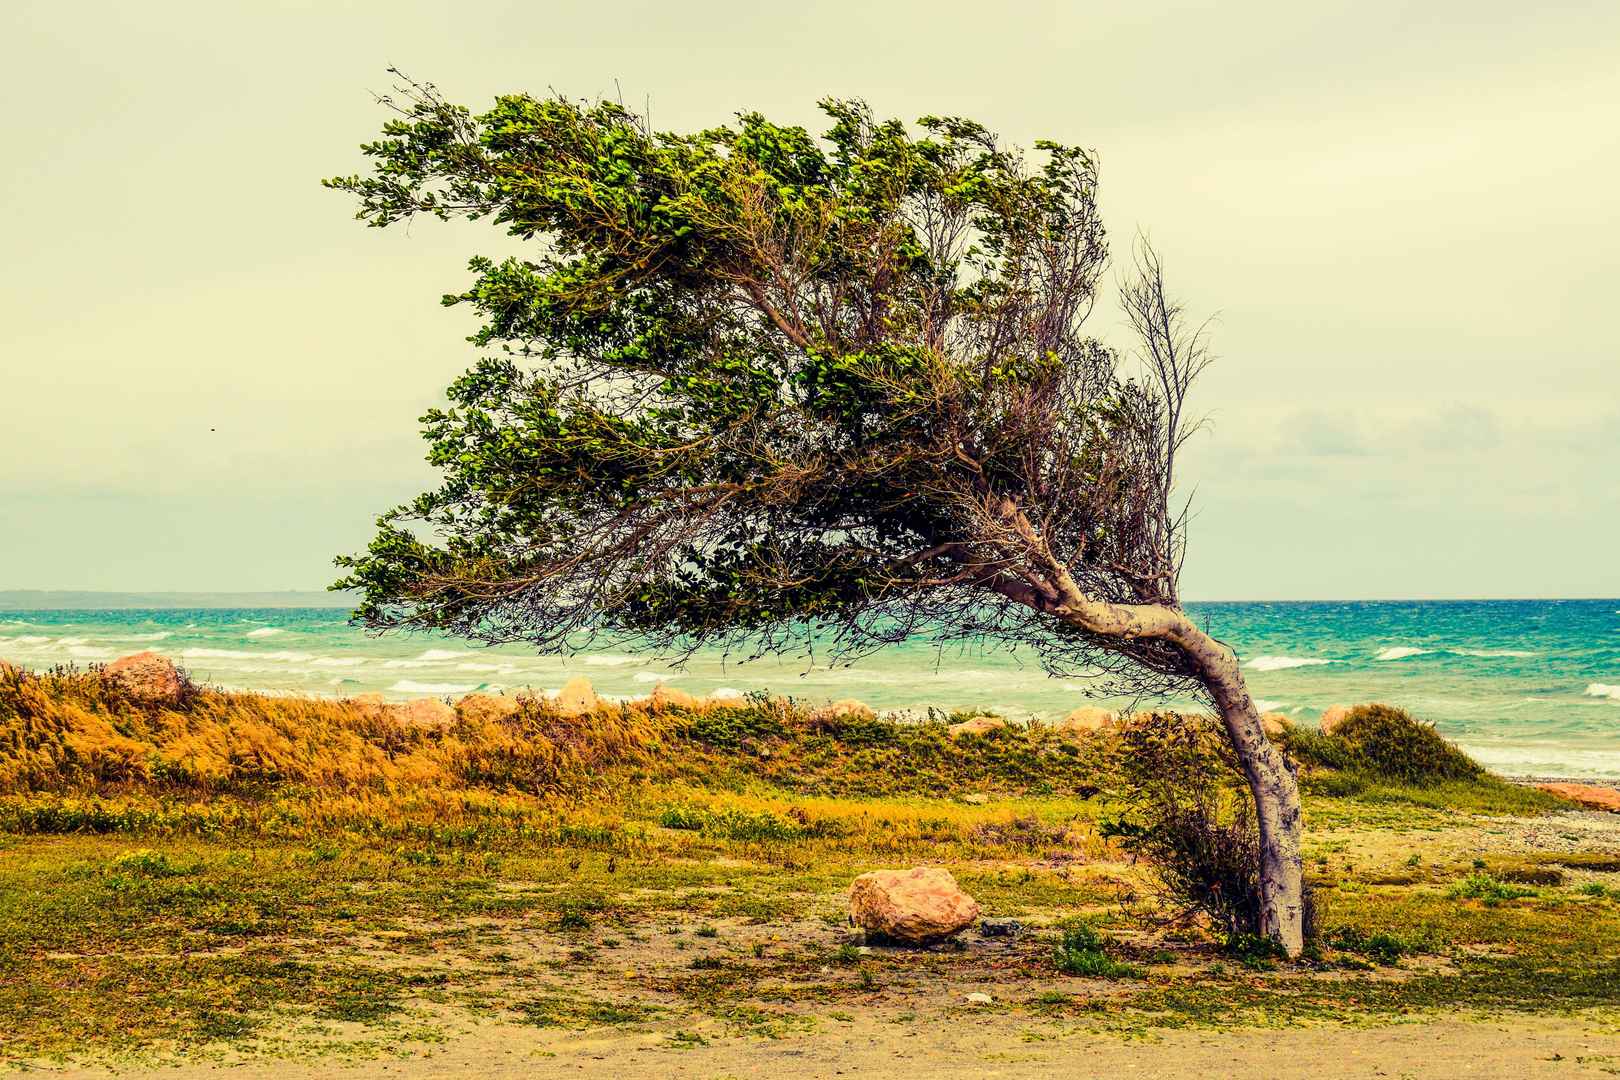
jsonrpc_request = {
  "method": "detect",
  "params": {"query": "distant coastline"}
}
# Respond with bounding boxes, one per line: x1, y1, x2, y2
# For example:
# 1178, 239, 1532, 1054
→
0, 590, 359, 611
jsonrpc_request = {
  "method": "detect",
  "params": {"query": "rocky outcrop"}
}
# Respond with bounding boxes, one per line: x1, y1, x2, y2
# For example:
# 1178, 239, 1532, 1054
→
1537, 783, 1620, 813
704, 688, 749, 710
103, 651, 185, 705
397, 697, 456, 729
1261, 711, 1292, 737
646, 683, 700, 712
1319, 704, 1351, 734
553, 676, 599, 717
848, 867, 981, 943
947, 715, 1007, 738
457, 692, 521, 725
1055, 706, 1116, 735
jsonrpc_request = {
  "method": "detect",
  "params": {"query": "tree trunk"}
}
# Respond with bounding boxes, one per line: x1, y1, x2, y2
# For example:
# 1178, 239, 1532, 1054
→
1194, 644, 1306, 956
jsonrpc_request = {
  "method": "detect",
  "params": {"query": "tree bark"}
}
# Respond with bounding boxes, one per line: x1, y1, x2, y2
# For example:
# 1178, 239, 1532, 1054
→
1007, 580, 1306, 955
1188, 635, 1306, 956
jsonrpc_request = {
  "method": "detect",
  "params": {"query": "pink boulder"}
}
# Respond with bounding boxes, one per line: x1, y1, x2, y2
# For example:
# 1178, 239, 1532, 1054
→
103, 651, 185, 705
849, 867, 981, 943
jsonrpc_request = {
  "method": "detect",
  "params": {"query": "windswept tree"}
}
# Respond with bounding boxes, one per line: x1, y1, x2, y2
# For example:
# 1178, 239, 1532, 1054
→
327, 75, 1307, 953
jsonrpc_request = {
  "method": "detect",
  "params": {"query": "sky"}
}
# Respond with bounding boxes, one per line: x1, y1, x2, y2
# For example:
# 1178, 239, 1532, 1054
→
1, 0, 1616, 600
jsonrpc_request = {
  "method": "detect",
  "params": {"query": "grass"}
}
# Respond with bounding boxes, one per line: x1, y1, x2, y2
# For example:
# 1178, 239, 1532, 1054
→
0, 666, 1616, 1064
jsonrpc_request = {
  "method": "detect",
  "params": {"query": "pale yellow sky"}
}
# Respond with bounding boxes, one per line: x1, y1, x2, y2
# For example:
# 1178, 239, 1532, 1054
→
2, 0, 1617, 597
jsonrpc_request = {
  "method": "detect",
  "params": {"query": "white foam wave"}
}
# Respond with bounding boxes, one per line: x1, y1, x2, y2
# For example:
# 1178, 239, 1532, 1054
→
710, 687, 745, 701
390, 679, 478, 694
1253, 699, 1287, 713
583, 654, 637, 667
310, 657, 365, 668
97, 631, 173, 643
0, 635, 51, 647
1375, 646, 1434, 661
634, 671, 679, 683
1585, 683, 1620, 701
245, 627, 283, 639
57, 637, 88, 646
1244, 655, 1337, 672
456, 662, 519, 674
68, 645, 113, 659
415, 649, 465, 661
1450, 648, 1537, 658
180, 648, 315, 662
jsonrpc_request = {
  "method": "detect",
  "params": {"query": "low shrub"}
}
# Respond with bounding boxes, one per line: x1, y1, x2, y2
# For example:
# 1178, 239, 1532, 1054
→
1280, 704, 1482, 784
1449, 873, 1535, 904
1051, 923, 1138, 979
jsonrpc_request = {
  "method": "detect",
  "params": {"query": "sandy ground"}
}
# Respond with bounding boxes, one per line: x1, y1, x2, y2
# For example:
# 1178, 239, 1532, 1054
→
41, 1015, 1620, 1079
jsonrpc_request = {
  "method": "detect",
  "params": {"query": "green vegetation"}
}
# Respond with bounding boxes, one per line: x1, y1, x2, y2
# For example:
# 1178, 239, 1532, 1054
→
1, 668, 1617, 1066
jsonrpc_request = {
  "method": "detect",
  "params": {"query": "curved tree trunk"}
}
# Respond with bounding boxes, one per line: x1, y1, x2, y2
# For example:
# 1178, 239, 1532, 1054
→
1188, 639, 1306, 956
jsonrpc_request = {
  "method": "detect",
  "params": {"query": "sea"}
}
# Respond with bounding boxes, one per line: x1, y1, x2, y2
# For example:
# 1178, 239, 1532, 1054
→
2, 598, 1617, 780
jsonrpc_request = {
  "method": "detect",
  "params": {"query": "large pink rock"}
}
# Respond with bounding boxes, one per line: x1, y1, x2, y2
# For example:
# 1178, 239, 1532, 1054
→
849, 867, 981, 943
811, 699, 876, 724
646, 683, 700, 711
1319, 704, 1351, 734
103, 651, 185, 705
1538, 783, 1620, 813
1261, 711, 1292, 737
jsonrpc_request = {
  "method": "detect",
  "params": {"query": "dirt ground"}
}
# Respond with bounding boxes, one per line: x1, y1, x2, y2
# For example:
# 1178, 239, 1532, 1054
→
43, 1015, 1620, 1079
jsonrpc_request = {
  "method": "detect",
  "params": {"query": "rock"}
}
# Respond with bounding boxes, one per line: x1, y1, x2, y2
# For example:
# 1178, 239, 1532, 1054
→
1319, 704, 1352, 734
947, 716, 1007, 738
965, 992, 994, 1005
103, 651, 185, 705
0, 658, 18, 677
458, 692, 521, 725
397, 698, 456, 729
349, 691, 388, 719
553, 676, 598, 716
961, 792, 989, 806
848, 867, 981, 944
810, 698, 877, 724
1537, 783, 1620, 813
1055, 706, 1116, 735
647, 684, 701, 712
1261, 711, 1292, 737
978, 918, 1025, 938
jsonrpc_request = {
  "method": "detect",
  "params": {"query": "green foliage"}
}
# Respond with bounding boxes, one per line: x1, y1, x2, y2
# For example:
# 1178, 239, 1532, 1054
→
1282, 705, 1483, 785
1449, 873, 1536, 904
1052, 922, 1138, 978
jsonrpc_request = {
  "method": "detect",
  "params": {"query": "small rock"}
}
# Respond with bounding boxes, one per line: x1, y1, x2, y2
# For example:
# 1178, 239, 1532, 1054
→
961, 792, 989, 805
554, 675, 598, 716
1261, 711, 1292, 737
704, 688, 749, 710
947, 716, 1007, 738
1537, 782, 1620, 813
458, 692, 521, 725
103, 651, 185, 705
849, 867, 981, 944
397, 698, 456, 729
965, 992, 993, 1005
1319, 704, 1352, 734
978, 918, 1025, 938
647, 684, 700, 712
1055, 706, 1116, 735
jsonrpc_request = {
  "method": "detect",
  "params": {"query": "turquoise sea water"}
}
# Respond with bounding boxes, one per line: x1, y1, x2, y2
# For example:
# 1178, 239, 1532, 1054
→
3, 600, 1617, 779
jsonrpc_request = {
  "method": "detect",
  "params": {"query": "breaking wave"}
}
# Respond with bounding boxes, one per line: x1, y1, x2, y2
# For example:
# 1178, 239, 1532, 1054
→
1375, 646, 1434, 661
1585, 683, 1620, 701
245, 627, 283, 639
180, 648, 315, 662
1243, 655, 1337, 672
390, 679, 478, 694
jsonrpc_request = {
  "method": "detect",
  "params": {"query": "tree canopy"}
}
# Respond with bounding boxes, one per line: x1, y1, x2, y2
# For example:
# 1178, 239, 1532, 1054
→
328, 75, 1207, 694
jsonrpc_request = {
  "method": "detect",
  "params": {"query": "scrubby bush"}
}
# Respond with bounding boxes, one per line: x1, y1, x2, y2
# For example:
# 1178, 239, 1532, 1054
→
1051, 922, 1138, 978
1106, 713, 1284, 941
1279, 704, 1482, 784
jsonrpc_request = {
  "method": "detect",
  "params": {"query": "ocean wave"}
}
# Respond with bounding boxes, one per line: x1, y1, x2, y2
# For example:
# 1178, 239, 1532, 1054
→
67, 645, 113, 659
456, 662, 521, 674
245, 627, 283, 639
309, 657, 365, 668
180, 648, 315, 662
1449, 648, 1537, 658
710, 687, 746, 701
1253, 699, 1287, 713
1585, 684, 1620, 701
0, 635, 51, 647
390, 679, 478, 694
57, 637, 88, 646
634, 671, 680, 683
583, 654, 638, 667
1375, 646, 1434, 661
1243, 655, 1337, 672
